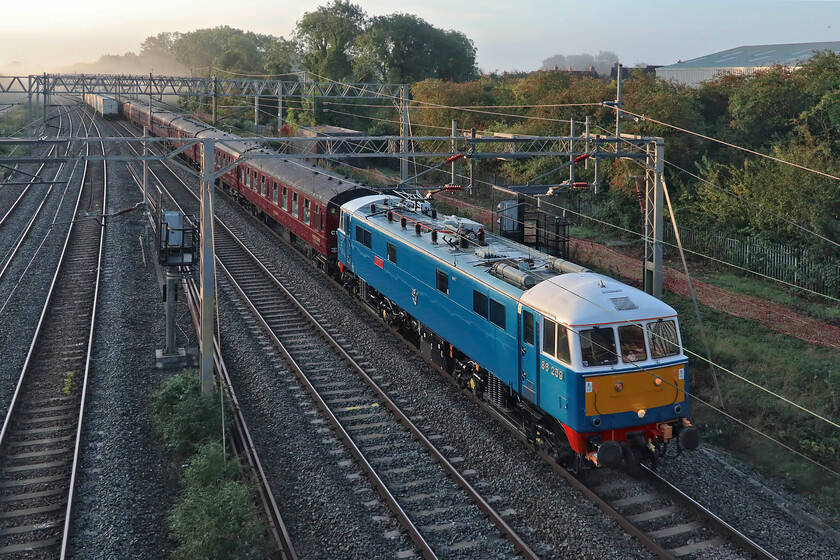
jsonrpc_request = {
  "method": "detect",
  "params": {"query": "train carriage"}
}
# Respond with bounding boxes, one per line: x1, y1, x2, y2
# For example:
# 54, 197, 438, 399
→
122, 101, 373, 269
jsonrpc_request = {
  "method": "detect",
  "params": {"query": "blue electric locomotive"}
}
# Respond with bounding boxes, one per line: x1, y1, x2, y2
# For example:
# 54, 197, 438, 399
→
338, 193, 699, 467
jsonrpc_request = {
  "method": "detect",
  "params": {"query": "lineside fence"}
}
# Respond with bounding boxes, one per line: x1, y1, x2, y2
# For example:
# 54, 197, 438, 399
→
662, 224, 840, 298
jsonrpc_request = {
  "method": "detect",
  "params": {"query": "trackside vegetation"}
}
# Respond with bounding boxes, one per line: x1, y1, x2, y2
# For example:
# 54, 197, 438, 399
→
151, 371, 269, 559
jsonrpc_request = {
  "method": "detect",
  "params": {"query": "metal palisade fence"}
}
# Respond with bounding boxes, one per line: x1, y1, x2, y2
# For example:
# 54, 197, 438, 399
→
663, 224, 840, 298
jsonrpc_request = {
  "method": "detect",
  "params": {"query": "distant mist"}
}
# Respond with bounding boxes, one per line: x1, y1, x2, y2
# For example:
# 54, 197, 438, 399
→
58, 52, 188, 76
540, 51, 619, 76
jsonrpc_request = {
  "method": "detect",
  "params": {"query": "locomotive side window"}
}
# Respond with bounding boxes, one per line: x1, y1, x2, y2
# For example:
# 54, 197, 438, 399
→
647, 320, 680, 358
436, 270, 449, 295
579, 327, 618, 367
543, 319, 556, 356
387, 242, 397, 263
523, 310, 534, 345
355, 226, 372, 248
556, 325, 571, 364
618, 324, 647, 362
473, 291, 488, 318
489, 299, 506, 329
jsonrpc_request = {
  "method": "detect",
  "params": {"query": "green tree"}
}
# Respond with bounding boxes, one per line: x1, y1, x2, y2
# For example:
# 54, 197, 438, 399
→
173, 26, 268, 75
295, 0, 366, 80
140, 32, 180, 57
263, 37, 299, 76
727, 65, 808, 148
353, 14, 478, 83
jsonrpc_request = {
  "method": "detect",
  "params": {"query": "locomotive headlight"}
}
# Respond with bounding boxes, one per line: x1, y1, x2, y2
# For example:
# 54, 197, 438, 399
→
653, 377, 663, 386
614, 381, 624, 392
637, 408, 646, 418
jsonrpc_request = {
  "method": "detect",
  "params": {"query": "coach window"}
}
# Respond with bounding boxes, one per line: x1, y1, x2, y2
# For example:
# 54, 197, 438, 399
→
293, 192, 299, 217
272, 182, 278, 204
260, 175, 266, 196
282, 186, 288, 209
579, 327, 618, 367
489, 298, 506, 329
647, 320, 680, 359
523, 310, 534, 345
387, 242, 397, 264
246, 168, 251, 189
303, 199, 311, 225
473, 290, 488, 318
436, 270, 449, 295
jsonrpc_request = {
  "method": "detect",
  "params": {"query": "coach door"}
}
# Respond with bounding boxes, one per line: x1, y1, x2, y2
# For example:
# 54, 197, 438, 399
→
519, 305, 540, 405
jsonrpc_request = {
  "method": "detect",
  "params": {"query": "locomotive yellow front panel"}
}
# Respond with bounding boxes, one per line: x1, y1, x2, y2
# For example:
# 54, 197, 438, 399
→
584, 364, 685, 416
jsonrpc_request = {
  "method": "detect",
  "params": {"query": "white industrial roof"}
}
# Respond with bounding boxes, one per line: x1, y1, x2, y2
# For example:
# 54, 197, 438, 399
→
661, 41, 840, 70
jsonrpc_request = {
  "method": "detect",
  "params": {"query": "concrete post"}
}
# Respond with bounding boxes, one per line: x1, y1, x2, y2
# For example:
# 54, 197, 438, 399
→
199, 138, 216, 398
165, 275, 177, 354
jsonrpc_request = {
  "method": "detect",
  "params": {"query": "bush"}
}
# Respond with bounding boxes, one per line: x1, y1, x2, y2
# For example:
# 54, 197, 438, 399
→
151, 370, 231, 456
170, 443, 268, 560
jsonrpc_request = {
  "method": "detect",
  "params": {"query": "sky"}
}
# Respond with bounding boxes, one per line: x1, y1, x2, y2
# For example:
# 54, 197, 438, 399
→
2, 0, 840, 74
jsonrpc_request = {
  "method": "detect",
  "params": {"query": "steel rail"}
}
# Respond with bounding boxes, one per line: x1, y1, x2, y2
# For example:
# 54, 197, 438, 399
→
641, 465, 778, 560
0, 101, 74, 282
182, 278, 298, 560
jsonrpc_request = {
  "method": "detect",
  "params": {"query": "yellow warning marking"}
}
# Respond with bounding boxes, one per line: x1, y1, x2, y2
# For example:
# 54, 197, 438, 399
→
344, 403, 380, 411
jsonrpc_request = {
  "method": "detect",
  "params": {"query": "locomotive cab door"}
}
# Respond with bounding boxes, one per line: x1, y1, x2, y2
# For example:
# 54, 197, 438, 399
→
518, 305, 540, 405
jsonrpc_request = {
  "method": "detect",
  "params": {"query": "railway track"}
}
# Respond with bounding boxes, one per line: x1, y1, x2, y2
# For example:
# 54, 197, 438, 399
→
0, 99, 79, 286
0, 109, 105, 557
211, 219, 537, 559
111, 115, 538, 555
104, 116, 298, 559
